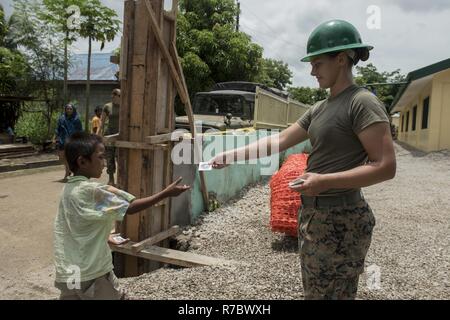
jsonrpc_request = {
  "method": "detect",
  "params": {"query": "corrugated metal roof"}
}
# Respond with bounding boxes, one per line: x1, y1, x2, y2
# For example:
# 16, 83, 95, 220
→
68, 53, 119, 81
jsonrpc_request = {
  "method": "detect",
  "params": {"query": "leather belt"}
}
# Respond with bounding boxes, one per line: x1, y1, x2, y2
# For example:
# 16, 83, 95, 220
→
300, 190, 363, 208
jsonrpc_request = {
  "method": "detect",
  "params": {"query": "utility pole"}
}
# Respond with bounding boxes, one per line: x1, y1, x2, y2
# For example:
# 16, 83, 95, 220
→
236, 0, 240, 32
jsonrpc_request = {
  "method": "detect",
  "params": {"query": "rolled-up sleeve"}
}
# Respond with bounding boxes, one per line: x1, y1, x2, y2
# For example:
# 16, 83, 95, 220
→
72, 183, 136, 222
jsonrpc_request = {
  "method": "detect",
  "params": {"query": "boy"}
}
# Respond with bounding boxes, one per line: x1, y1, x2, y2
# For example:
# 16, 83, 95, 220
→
54, 132, 189, 300
91, 106, 103, 135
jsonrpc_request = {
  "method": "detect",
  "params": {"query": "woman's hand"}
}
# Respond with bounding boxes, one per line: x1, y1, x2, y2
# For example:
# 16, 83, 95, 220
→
163, 177, 190, 197
291, 173, 328, 196
209, 152, 230, 169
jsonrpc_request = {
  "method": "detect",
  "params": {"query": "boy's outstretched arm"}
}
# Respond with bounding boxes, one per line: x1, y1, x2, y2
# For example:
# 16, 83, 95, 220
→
126, 177, 190, 215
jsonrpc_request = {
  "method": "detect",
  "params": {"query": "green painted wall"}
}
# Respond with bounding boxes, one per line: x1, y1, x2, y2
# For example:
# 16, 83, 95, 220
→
190, 130, 311, 219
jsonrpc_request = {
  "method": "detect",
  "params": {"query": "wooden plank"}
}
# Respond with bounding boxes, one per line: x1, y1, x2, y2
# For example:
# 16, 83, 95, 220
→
106, 140, 168, 150
102, 133, 119, 143
168, 42, 195, 134
163, 1, 178, 251
144, 0, 188, 105
163, 11, 175, 22
145, 131, 183, 144
168, 42, 210, 210
0, 144, 34, 150
131, 225, 180, 252
125, 0, 150, 276
115, 0, 135, 278
141, 0, 164, 273
110, 243, 230, 268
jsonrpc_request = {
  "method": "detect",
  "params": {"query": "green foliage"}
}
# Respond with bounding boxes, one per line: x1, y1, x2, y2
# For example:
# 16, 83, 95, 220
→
255, 58, 293, 90
6, 0, 66, 133
0, 4, 6, 45
177, 0, 263, 97
11, 0, 66, 84
0, 4, 30, 95
180, 0, 237, 30
0, 4, 33, 127
0, 47, 29, 93
41, 0, 85, 42
355, 63, 406, 109
77, 0, 120, 49
288, 86, 328, 105
15, 110, 59, 145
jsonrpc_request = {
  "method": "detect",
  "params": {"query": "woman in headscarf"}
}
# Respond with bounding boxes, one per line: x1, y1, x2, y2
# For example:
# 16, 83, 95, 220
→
55, 104, 83, 182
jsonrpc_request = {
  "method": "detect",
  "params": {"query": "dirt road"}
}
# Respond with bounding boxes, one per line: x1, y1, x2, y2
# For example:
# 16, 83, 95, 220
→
0, 167, 107, 300
1, 142, 449, 299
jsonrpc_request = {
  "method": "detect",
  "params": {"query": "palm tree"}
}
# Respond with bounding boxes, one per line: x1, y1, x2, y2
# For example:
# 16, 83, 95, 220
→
42, 0, 84, 106
78, 0, 120, 132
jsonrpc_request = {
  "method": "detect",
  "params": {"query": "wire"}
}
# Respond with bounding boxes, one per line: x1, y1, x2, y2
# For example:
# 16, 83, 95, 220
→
240, 22, 303, 52
240, 1, 304, 51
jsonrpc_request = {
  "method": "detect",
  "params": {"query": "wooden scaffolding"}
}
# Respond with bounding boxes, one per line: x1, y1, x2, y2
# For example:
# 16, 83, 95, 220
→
105, 0, 212, 277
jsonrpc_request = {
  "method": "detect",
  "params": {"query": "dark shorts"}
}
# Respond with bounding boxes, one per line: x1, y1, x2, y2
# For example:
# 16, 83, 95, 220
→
298, 196, 375, 300
105, 146, 117, 175
55, 271, 124, 300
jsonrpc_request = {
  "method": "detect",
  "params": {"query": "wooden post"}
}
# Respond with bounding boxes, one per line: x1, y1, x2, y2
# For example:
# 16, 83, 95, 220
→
114, 0, 209, 277
115, 0, 177, 276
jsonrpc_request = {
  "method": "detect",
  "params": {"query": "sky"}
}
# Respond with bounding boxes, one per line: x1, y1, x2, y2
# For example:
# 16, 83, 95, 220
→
2, 0, 450, 88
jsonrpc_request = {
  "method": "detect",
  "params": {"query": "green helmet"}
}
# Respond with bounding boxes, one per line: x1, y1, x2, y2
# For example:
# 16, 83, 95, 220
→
301, 19, 373, 63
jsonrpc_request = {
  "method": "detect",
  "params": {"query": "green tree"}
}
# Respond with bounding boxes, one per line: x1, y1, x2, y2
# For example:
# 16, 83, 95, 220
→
78, 0, 120, 132
355, 63, 406, 110
10, 0, 66, 138
42, 0, 85, 105
0, 4, 31, 128
177, 0, 263, 101
255, 58, 293, 90
288, 86, 328, 105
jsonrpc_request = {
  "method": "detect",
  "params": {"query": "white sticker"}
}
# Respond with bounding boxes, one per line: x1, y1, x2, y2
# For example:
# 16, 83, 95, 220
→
288, 178, 305, 188
113, 236, 127, 243
199, 162, 212, 171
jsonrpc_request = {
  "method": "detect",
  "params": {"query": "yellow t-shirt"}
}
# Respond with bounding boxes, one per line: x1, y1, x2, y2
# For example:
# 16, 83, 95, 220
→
91, 116, 101, 134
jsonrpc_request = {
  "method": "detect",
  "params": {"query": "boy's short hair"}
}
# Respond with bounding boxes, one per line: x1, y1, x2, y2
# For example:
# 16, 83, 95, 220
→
65, 132, 104, 173
94, 105, 103, 113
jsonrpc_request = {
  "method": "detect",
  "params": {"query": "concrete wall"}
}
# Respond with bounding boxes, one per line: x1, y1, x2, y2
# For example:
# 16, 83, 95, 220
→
67, 83, 118, 126
397, 68, 450, 152
170, 130, 312, 226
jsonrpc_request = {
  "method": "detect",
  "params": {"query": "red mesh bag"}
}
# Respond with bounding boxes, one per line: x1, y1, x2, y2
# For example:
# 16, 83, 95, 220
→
269, 153, 308, 237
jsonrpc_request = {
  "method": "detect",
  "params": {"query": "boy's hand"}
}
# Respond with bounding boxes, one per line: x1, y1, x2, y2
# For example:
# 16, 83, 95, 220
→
164, 177, 190, 197
108, 234, 130, 245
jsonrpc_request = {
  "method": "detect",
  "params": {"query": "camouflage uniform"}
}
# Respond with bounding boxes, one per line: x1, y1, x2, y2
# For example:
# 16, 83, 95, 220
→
105, 147, 117, 176
103, 102, 120, 178
298, 193, 375, 300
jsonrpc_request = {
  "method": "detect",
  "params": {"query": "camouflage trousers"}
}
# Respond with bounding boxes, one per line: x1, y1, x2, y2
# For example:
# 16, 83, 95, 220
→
298, 197, 375, 300
105, 146, 117, 176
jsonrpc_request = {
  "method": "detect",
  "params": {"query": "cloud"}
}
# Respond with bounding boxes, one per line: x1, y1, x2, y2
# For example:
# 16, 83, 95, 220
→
381, 0, 450, 12
240, 0, 450, 86
2, 0, 450, 88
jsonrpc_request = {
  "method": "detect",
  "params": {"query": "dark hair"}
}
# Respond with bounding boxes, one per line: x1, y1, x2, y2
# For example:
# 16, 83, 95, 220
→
326, 48, 370, 66
326, 51, 354, 67
65, 132, 103, 173
94, 105, 103, 113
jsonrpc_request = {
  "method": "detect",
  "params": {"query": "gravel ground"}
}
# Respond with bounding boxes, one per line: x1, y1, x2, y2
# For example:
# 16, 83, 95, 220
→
121, 142, 450, 300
